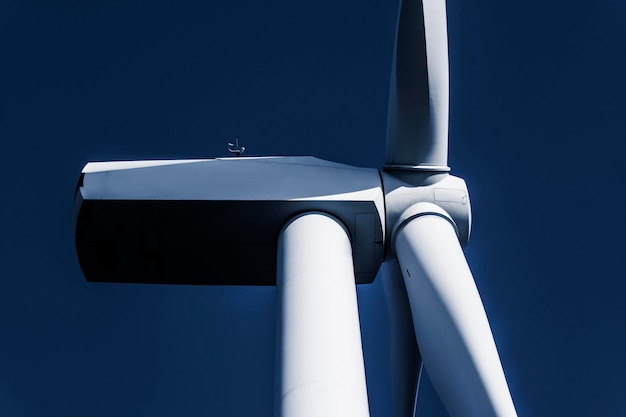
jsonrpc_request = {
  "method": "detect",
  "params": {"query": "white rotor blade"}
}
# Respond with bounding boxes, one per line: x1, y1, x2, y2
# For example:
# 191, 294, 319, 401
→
393, 210, 518, 417
381, 261, 422, 417
385, 0, 449, 171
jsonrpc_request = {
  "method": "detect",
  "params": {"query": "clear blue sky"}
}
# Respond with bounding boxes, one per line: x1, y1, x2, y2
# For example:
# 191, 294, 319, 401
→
1, 0, 625, 416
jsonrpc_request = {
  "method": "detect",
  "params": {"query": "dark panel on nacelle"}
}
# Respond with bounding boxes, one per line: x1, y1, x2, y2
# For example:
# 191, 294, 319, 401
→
74, 196, 383, 285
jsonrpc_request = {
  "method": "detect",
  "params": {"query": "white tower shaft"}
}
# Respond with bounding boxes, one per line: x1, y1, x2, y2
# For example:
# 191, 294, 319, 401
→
276, 213, 370, 417
393, 205, 518, 417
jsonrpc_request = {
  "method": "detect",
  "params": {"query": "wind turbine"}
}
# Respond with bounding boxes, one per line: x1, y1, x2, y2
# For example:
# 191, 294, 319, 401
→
72, 0, 518, 416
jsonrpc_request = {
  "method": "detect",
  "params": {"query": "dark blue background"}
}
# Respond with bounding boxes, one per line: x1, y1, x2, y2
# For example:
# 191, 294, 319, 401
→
1, 0, 625, 416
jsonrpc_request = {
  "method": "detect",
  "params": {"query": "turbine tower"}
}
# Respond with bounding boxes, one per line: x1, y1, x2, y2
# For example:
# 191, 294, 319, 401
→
72, 0, 519, 416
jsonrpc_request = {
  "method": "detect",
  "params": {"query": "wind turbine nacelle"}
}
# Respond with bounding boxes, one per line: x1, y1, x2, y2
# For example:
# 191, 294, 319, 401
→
73, 157, 385, 285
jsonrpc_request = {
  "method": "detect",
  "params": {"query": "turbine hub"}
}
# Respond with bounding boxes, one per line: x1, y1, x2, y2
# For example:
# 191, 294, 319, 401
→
381, 170, 472, 259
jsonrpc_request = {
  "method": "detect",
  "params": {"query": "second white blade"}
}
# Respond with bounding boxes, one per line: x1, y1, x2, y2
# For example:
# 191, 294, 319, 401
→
393, 209, 518, 417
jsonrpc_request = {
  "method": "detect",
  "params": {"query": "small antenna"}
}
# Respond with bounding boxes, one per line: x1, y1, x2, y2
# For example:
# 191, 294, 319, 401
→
227, 138, 245, 157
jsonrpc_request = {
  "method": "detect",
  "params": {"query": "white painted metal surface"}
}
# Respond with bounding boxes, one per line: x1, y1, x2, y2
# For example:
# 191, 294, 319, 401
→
277, 213, 370, 417
80, 157, 383, 213
392, 203, 518, 417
